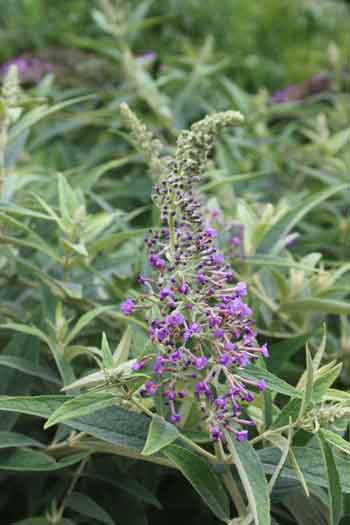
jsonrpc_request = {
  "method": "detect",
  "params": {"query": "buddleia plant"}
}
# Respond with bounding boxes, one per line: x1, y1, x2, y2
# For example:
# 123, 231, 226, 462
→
1, 106, 350, 525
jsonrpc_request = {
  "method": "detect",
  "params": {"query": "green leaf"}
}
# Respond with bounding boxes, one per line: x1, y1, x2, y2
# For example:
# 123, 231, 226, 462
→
0, 323, 51, 346
58, 174, 79, 224
226, 436, 270, 525
239, 364, 302, 398
113, 326, 132, 366
163, 444, 230, 523
44, 393, 119, 429
258, 184, 349, 255
0, 395, 69, 419
0, 431, 44, 449
318, 432, 343, 525
321, 429, 350, 456
272, 364, 341, 430
268, 335, 310, 374
298, 347, 314, 420
260, 446, 350, 493
0, 448, 89, 471
65, 306, 114, 345
313, 363, 342, 401
66, 492, 114, 525
13, 519, 74, 525
282, 299, 350, 315
9, 95, 95, 142
0, 354, 60, 385
142, 415, 179, 456
101, 333, 114, 369
287, 448, 310, 497
268, 425, 293, 493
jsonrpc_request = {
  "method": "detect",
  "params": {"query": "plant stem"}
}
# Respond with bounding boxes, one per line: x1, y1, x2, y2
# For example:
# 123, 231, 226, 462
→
57, 456, 88, 518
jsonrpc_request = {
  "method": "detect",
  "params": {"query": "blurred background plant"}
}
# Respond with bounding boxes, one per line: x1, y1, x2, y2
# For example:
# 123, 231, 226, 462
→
0, 0, 349, 524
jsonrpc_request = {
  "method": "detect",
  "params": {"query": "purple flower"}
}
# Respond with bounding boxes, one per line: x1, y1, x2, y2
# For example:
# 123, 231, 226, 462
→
160, 287, 173, 300
196, 273, 206, 285
165, 313, 185, 327
142, 381, 159, 396
219, 354, 232, 366
193, 356, 208, 370
235, 430, 248, 442
212, 253, 225, 265
132, 360, 145, 371
178, 283, 189, 294
257, 379, 267, 392
138, 274, 148, 285
153, 356, 165, 374
149, 254, 166, 271
120, 298, 136, 315
210, 426, 223, 441
259, 344, 269, 357
204, 227, 218, 238
169, 349, 183, 363
170, 413, 181, 424
183, 322, 201, 342
213, 328, 225, 340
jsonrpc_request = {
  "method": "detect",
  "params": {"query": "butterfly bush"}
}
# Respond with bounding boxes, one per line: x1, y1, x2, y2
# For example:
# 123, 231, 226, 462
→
120, 105, 268, 443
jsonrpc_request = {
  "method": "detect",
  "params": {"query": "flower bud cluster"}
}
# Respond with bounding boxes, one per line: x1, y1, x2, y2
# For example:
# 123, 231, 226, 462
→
120, 107, 268, 443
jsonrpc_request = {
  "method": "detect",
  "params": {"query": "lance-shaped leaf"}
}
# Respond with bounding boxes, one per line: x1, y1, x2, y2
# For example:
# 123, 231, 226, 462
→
321, 429, 350, 456
239, 364, 302, 398
66, 492, 115, 525
226, 435, 270, 525
142, 415, 179, 456
318, 432, 343, 525
163, 444, 230, 523
44, 392, 120, 429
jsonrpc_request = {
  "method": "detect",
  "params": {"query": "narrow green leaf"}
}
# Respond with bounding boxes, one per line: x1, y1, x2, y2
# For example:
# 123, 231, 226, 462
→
298, 347, 314, 420
164, 444, 230, 522
321, 429, 350, 456
0, 431, 44, 449
226, 435, 270, 525
259, 184, 349, 254
0, 355, 60, 385
0, 395, 69, 418
113, 326, 132, 366
318, 432, 343, 525
313, 324, 327, 371
239, 364, 302, 398
44, 393, 119, 429
282, 299, 350, 315
66, 492, 114, 525
260, 445, 350, 493
0, 323, 51, 346
0, 395, 150, 454
0, 448, 88, 471
142, 415, 179, 456
313, 363, 342, 402
65, 306, 114, 345
101, 333, 114, 369
268, 425, 293, 493
268, 335, 310, 374
287, 448, 310, 497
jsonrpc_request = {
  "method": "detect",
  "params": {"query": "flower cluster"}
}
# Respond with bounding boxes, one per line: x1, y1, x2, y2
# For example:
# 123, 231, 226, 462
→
120, 107, 268, 443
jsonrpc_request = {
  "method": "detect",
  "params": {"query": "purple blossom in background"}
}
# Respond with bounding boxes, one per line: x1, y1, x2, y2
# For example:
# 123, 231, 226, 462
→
136, 51, 157, 65
271, 73, 331, 104
0, 55, 54, 84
